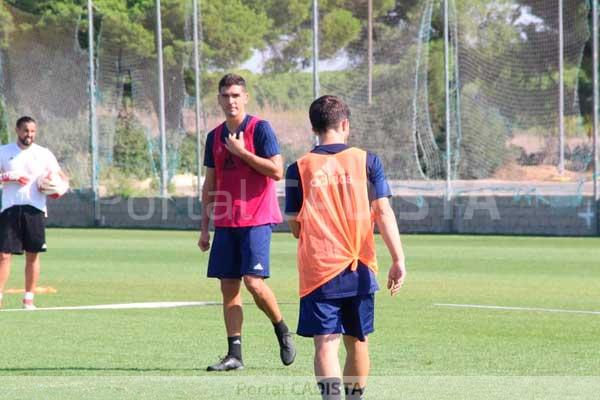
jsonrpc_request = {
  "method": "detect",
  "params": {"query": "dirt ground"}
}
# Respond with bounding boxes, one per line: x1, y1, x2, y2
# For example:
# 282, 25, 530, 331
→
492, 163, 586, 182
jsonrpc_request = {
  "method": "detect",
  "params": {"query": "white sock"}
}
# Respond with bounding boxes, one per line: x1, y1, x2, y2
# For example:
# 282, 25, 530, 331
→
24, 292, 34, 301
0, 293, 3, 302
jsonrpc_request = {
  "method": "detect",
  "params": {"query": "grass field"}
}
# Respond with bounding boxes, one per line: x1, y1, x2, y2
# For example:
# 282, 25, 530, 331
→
1, 229, 599, 399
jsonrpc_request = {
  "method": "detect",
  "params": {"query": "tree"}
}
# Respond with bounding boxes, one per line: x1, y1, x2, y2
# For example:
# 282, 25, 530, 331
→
201, 0, 272, 68
247, 0, 396, 72
113, 108, 153, 179
3, 0, 417, 73
0, 1, 14, 48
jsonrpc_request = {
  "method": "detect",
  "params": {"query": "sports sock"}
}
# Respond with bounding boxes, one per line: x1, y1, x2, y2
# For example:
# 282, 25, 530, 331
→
273, 319, 289, 338
344, 384, 365, 400
317, 377, 343, 400
24, 292, 34, 301
0, 293, 3, 302
227, 336, 242, 361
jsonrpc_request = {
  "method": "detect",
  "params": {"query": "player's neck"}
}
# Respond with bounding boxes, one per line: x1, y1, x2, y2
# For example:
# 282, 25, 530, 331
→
317, 131, 346, 146
225, 113, 246, 133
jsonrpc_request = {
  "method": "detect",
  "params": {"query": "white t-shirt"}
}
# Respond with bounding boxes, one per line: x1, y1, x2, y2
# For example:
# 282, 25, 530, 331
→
0, 143, 60, 213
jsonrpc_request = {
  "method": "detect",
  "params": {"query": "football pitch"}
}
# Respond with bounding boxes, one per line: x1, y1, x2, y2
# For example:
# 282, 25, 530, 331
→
0, 229, 599, 399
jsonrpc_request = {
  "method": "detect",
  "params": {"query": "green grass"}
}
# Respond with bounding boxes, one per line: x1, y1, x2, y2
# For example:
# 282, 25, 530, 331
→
1, 230, 599, 399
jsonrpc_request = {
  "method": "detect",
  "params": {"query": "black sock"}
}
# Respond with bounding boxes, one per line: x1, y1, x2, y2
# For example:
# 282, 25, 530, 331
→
344, 384, 365, 400
227, 336, 242, 361
318, 378, 343, 400
273, 320, 289, 338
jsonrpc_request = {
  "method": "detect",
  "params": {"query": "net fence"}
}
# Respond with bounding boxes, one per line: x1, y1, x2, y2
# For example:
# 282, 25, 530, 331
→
0, 3, 90, 187
93, 0, 196, 196
324, 0, 595, 200
0, 0, 597, 204
450, 0, 593, 200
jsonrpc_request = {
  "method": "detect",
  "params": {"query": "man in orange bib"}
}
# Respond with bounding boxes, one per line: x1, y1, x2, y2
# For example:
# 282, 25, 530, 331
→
285, 95, 406, 400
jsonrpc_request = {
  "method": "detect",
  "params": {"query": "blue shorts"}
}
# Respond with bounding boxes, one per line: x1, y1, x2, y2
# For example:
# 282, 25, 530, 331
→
207, 224, 272, 280
297, 293, 375, 341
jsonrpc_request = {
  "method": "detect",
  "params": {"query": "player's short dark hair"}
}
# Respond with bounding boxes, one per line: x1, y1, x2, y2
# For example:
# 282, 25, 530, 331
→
309, 95, 351, 135
218, 73, 246, 92
16, 116, 36, 129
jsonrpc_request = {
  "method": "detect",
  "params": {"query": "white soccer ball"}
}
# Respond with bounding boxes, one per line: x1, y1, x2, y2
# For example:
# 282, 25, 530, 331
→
37, 171, 69, 197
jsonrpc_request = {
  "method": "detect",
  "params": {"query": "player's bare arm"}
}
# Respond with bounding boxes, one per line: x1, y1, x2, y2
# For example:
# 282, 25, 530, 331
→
372, 197, 406, 296
287, 218, 301, 239
224, 132, 283, 181
199, 167, 216, 252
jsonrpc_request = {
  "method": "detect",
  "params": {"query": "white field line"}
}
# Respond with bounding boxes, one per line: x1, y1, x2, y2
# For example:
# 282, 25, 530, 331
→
434, 303, 600, 315
0, 301, 221, 312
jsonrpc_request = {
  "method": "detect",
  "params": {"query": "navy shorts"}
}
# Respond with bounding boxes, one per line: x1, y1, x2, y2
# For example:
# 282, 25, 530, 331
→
297, 293, 375, 341
207, 224, 272, 280
0, 205, 47, 255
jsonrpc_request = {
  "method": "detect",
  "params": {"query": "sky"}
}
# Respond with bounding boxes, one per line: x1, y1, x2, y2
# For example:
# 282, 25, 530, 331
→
240, 47, 351, 73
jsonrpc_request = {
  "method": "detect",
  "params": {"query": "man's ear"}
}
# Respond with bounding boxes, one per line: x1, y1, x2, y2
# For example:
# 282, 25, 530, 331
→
341, 118, 350, 132
341, 119, 350, 142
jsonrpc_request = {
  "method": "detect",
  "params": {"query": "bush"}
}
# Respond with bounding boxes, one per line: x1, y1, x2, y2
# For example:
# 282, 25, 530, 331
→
456, 83, 510, 179
567, 143, 594, 171
100, 166, 154, 198
176, 134, 200, 174
113, 112, 154, 179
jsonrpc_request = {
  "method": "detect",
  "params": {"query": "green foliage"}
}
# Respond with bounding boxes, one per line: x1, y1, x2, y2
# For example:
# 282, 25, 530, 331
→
243, 0, 310, 40
0, 1, 15, 48
2, 0, 409, 72
6, 0, 267, 70
176, 134, 199, 174
112, 111, 153, 179
251, 72, 313, 110
201, 0, 272, 68
0, 99, 8, 145
93, 3, 155, 60
319, 9, 361, 59
100, 165, 152, 197
3, 0, 596, 185
456, 83, 509, 179
264, 29, 313, 72
4, 0, 49, 14
426, 39, 446, 141
342, 61, 418, 179
187, 69, 315, 115
249, 0, 396, 72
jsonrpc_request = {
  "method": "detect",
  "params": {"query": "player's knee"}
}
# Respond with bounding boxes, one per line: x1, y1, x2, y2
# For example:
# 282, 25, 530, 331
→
220, 279, 241, 297
315, 343, 336, 361
314, 335, 338, 356
345, 340, 368, 358
0, 253, 11, 263
344, 335, 368, 352
242, 275, 264, 295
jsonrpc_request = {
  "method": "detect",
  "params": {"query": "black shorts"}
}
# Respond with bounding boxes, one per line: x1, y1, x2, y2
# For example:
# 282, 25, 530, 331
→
0, 205, 47, 254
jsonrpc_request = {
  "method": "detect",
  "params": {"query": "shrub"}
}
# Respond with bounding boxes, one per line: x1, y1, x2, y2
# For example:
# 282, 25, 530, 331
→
113, 112, 154, 179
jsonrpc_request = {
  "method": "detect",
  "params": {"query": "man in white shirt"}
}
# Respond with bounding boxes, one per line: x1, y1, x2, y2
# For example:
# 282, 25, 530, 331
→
0, 116, 67, 309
